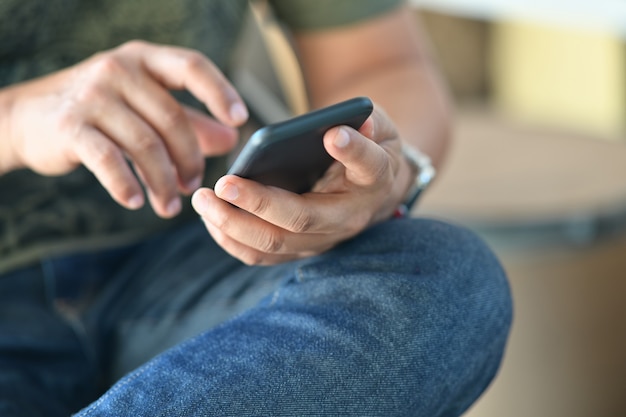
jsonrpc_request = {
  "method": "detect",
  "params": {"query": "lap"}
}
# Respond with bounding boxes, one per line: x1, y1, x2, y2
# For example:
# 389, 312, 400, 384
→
89, 220, 297, 381
83, 217, 512, 416
0, 217, 512, 417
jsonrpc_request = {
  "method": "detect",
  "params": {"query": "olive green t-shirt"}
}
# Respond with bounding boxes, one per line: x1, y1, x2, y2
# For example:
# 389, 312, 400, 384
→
0, 0, 404, 274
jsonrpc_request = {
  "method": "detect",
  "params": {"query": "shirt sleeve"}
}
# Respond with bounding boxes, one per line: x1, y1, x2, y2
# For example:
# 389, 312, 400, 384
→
269, 0, 406, 31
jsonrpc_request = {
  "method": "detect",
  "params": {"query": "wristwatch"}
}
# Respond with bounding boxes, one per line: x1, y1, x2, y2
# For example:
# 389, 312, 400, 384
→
394, 143, 436, 218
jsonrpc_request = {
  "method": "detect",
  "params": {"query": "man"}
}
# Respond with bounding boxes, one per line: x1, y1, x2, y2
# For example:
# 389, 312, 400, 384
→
0, 0, 512, 415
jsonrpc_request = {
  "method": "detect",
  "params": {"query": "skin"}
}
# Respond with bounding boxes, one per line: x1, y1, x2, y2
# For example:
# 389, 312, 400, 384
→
0, 41, 248, 218
0, 4, 451, 265
191, 5, 452, 265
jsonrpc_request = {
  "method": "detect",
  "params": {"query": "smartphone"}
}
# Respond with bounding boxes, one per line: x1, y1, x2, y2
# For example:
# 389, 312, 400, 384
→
227, 97, 374, 194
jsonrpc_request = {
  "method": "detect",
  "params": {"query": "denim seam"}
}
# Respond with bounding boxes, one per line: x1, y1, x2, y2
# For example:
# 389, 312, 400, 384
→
295, 264, 305, 283
269, 264, 306, 306
268, 288, 282, 306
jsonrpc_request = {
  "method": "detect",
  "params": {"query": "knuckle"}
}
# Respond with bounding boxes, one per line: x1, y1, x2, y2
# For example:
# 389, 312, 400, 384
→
258, 231, 285, 254
286, 209, 315, 233
119, 39, 148, 53
370, 157, 392, 187
89, 54, 125, 79
132, 132, 162, 154
210, 208, 231, 231
350, 139, 369, 161
160, 103, 186, 131
182, 51, 205, 74
241, 254, 263, 266
74, 83, 106, 104
88, 143, 121, 172
250, 194, 272, 217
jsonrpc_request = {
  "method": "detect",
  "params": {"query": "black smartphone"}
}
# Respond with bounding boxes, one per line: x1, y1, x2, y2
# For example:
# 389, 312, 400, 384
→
227, 96, 374, 194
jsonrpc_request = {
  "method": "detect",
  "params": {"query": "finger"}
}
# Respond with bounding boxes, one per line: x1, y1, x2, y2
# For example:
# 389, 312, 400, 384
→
323, 125, 394, 188
193, 186, 292, 253
125, 41, 249, 127
192, 188, 295, 265
202, 217, 292, 266
183, 106, 239, 156
71, 126, 145, 210
90, 97, 180, 218
212, 176, 368, 238
118, 72, 205, 193
358, 105, 400, 146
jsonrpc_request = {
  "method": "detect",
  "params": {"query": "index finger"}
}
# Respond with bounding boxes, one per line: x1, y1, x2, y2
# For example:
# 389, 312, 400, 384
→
213, 175, 366, 237
126, 41, 248, 127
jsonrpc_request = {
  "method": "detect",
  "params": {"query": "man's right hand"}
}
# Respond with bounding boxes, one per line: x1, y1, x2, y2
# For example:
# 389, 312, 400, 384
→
1, 40, 248, 218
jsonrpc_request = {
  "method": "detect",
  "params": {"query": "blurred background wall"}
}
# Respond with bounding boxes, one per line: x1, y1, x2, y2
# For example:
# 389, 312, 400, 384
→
409, 1, 626, 416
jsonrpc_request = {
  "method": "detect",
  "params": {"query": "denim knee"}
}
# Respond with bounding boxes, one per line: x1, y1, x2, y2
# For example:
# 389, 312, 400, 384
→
285, 217, 513, 415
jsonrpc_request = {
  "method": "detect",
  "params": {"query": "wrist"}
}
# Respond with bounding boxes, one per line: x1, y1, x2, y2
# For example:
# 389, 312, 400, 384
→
0, 93, 15, 175
394, 143, 436, 218
0, 85, 24, 175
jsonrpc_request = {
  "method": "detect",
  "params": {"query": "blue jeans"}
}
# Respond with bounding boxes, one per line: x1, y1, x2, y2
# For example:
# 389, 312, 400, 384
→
0, 218, 512, 416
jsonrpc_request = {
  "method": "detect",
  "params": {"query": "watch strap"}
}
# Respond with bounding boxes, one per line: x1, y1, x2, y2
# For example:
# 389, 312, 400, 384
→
394, 143, 436, 217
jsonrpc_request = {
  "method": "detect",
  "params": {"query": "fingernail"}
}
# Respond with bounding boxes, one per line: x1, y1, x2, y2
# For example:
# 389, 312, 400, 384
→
185, 175, 203, 191
166, 198, 182, 217
128, 194, 144, 210
216, 181, 239, 201
230, 102, 249, 124
334, 127, 350, 148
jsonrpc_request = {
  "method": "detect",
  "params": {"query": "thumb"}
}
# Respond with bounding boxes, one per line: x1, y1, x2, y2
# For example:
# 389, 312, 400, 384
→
323, 126, 391, 188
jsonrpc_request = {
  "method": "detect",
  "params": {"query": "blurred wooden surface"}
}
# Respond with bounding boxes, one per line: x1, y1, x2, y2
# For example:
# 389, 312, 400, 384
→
464, 236, 626, 417
419, 109, 626, 228
417, 109, 626, 417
